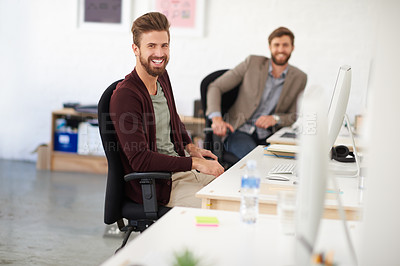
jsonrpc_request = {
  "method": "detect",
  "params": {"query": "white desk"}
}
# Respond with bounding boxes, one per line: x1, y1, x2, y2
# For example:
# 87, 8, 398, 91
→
196, 146, 362, 220
101, 207, 360, 266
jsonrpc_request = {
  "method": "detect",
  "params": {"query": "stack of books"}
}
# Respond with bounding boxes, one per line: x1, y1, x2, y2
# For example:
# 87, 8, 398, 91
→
264, 144, 299, 158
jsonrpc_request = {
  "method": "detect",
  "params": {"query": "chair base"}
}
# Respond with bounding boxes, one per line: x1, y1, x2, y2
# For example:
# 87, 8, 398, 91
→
115, 219, 155, 253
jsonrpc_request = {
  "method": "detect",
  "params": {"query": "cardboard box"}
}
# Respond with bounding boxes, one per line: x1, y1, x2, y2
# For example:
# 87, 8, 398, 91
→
35, 144, 50, 170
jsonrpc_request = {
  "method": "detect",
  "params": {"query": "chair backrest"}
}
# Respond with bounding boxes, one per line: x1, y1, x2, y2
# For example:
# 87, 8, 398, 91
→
200, 69, 240, 122
200, 70, 240, 156
98, 79, 124, 225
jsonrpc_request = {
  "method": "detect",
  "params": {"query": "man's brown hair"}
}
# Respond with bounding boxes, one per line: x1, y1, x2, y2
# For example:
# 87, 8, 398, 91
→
131, 12, 170, 47
268, 27, 295, 46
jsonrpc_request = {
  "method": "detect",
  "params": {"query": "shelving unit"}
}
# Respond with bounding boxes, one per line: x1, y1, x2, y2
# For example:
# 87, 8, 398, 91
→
49, 108, 205, 174
50, 108, 107, 174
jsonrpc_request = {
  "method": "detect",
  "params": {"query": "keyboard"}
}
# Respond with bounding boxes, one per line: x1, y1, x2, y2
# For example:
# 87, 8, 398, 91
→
268, 163, 296, 175
281, 132, 297, 139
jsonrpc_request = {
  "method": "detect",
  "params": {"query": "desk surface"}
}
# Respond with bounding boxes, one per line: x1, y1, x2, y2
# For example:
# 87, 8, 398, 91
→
267, 126, 363, 151
196, 146, 363, 220
101, 207, 360, 266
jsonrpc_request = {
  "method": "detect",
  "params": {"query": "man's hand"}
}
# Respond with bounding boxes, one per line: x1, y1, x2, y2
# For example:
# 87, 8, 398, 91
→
192, 157, 224, 177
211, 116, 234, 137
255, 115, 278, 129
185, 143, 218, 161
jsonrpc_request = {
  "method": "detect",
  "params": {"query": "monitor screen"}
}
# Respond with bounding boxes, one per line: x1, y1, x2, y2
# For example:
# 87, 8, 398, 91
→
327, 65, 352, 149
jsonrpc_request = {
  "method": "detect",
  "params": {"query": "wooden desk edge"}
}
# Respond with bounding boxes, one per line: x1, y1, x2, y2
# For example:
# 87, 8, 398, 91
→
199, 196, 361, 221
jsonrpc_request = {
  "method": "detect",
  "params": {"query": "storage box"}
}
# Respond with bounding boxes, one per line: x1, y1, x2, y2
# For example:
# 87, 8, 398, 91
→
77, 122, 105, 156
54, 132, 78, 153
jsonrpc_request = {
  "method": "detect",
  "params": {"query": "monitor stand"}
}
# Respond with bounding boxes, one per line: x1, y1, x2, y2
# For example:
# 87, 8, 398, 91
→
328, 161, 358, 176
329, 114, 360, 178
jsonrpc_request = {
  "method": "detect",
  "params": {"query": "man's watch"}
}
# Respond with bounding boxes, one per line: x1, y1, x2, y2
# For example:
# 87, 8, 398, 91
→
272, 115, 281, 125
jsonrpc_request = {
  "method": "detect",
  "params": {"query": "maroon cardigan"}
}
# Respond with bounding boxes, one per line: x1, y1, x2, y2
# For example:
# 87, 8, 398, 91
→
110, 69, 192, 205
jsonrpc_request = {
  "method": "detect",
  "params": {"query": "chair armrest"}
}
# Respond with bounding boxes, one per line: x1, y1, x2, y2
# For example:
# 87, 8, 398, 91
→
123, 172, 172, 220
124, 172, 171, 182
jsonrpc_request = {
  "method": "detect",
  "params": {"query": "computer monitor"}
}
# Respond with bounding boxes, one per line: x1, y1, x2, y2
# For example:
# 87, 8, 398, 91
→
295, 66, 352, 263
295, 87, 328, 264
327, 65, 352, 149
272, 66, 351, 148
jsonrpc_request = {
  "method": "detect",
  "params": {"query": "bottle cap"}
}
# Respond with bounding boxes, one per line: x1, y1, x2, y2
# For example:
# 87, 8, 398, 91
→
246, 160, 257, 170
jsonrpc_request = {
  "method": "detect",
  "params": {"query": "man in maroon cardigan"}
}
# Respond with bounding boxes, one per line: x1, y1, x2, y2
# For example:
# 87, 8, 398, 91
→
110, 12, 224, 208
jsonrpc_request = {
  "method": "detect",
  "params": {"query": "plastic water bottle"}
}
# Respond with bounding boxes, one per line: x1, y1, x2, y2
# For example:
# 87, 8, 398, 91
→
240, 160, 260, 224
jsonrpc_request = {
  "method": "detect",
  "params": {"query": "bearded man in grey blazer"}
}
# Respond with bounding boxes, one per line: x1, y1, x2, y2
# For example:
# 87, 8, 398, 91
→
206, 27, 307, 160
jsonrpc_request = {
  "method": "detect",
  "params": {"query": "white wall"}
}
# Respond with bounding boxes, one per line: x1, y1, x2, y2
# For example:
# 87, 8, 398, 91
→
0, 0, 376, 161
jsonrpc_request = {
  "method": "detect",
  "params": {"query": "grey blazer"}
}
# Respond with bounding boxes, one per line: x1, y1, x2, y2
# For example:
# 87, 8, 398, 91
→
206, 55, 307, 130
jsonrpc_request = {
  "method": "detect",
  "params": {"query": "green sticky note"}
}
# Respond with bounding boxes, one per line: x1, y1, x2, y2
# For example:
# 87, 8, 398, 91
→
195, 216, 219, 227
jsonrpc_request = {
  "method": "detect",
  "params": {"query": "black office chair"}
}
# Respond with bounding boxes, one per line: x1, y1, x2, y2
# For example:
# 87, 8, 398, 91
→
200, 69, 241, 169
98, 80, 171, 253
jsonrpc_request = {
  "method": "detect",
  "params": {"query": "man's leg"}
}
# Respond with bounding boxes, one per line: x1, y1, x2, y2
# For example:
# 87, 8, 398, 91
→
166, 170, 215, 208
224, 131, 257, 159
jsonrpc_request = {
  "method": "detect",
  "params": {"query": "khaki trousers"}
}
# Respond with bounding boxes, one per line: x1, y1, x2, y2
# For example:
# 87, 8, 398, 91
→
166, 170, 215, 208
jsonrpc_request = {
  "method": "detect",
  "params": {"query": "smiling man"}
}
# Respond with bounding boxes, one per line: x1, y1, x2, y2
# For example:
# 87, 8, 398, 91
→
207, 27, 307, 160
110, 12, 224, 208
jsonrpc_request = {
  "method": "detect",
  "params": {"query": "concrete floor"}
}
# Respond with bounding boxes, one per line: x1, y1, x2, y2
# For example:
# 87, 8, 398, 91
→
0, 159, 128, 265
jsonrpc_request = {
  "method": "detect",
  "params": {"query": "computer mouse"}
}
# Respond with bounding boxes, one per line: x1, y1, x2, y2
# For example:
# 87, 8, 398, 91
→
267, 175, 290, 181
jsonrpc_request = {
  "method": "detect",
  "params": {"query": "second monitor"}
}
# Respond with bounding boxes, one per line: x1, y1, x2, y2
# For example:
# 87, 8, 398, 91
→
267, 65, 352, 151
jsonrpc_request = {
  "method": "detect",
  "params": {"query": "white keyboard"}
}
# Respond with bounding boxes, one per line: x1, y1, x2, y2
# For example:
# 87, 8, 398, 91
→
268, 163, 296, 175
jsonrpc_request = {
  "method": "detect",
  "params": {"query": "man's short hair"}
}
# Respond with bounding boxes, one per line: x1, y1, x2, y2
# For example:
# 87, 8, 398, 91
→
131, 12, 170, 47
268, 27, 295, 46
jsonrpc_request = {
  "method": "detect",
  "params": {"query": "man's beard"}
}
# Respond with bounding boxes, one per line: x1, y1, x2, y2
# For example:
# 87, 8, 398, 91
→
271, 52, 291, 66
139, 53, 169, 77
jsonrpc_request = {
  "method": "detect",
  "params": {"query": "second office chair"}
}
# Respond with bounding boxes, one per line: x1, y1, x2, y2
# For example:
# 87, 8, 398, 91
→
200, 69, 241, 169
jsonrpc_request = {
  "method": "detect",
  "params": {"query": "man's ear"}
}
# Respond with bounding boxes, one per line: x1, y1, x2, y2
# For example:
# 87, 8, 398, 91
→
132, 43, 139, 56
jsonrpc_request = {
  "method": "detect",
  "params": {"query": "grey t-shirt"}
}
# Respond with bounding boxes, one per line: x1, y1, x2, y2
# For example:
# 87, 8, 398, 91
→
150, 82, 178, 157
